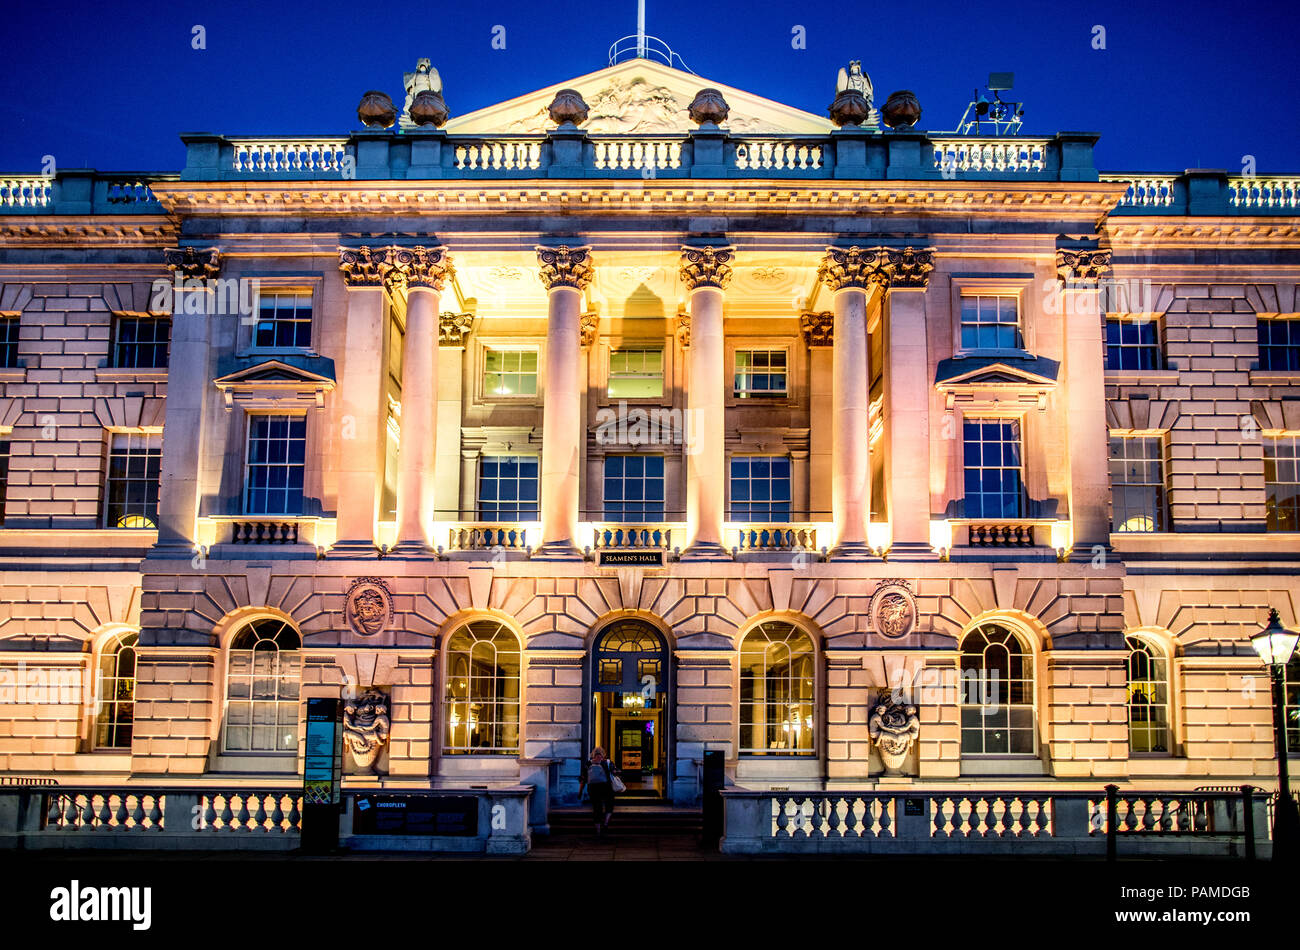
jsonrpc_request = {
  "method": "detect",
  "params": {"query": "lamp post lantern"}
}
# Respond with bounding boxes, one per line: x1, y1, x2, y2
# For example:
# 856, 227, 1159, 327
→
1250, 608, 1300, 860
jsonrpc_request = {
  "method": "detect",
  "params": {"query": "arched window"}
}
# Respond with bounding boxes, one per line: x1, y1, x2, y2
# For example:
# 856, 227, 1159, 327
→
224, 618, 301, 753
959, 623, 1036, 754
1286, 654, 1300, 755
739, 621, 815, 756
1126, 635, 1170, 754
95, 631, 137, 749
443, 620, 521, 755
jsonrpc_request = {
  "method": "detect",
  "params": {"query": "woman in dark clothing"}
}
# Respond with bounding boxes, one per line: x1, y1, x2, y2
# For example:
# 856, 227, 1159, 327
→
581, 746, 616, 834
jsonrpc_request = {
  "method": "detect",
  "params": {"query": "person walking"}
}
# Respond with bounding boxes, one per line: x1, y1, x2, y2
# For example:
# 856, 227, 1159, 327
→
581, 746, 618, 835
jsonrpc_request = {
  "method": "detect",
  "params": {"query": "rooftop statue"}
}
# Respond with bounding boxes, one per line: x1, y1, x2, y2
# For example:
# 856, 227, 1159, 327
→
402, 58, 443, 123
836, 60, 874, 106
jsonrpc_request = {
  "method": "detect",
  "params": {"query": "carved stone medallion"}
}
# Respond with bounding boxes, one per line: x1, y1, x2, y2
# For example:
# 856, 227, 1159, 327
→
869, 579, 916, 639
345, 577, 394, 637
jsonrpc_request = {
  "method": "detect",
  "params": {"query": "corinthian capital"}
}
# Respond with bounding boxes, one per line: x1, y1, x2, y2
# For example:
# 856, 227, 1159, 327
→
388, 245, 455, 290
1056, 248, 1112, 286
881, 247, 935, 289
536, 245, 594, 291
439, 311, 474, 346
338, 246, 390, 287
817, 246, 889, 291
799, 311, 834, 346
163, 246, 221, 279
678, 245, 735, 290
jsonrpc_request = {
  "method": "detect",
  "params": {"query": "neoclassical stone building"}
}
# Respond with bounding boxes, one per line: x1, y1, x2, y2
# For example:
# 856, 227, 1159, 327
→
0, 56, 1297, 825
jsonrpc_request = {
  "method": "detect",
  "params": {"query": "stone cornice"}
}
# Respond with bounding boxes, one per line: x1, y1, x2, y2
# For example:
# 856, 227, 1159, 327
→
679, 245, 735, 290
0, 217, 177, 248
535, 244, 593, 290
1104, 219, 1300, 248
164, 245, 221, 279
145, 180, 1125, 221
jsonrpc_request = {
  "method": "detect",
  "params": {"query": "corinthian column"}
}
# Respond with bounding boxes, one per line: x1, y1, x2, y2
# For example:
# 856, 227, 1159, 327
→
154, 246, 220, 554
1058, 246, 1113, 554
680, 245, 733, 560
332, 246, 390, 556
818, 246, 886, 559
534, 245, 593, 559
882, 248, 936, 557
391, 246, 453, 556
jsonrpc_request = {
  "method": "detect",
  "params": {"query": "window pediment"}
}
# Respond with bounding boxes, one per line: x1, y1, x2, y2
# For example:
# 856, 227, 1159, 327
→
213, 357, 336, 411
935, 355, 1058, 410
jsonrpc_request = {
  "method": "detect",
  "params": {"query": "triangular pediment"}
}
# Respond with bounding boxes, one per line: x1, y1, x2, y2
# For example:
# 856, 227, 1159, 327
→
935, 356, 1060, 389
445, 58, 835, 136
214, 359, 336, 388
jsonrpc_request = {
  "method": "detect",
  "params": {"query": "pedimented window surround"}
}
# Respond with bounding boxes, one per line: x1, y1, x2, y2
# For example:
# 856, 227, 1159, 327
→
213, 359, 336, 413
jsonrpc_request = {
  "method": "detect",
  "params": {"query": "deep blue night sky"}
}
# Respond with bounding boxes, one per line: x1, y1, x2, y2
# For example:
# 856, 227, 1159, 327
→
0, 0, 1295, 175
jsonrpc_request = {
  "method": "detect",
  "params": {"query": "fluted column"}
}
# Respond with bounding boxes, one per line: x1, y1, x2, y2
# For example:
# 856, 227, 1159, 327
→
391, 247, 453, 555
154, 247, 220, 554
680, 245, 733, 560
882, 248, 936, 557
818, 247, 886, 559
332, 246, 390, 555
1058, 246, 1113, 554
534, 245, 593, 559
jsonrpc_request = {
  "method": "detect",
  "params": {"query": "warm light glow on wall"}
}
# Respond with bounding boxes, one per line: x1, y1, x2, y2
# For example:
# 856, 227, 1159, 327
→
867, 521, 891, 553
1050, 520, 1074, 555
930, 519, 953, 555
430, 520, 452, 551
376, 520, 398, 550
195, 518, 218, 549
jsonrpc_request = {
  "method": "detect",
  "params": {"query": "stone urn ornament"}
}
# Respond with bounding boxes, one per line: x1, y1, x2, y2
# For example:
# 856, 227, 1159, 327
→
343, 687, 391, 773
687, 87, 730, 126
357, 90, 398, 129
881, 90, 922, 130
547, 88, 590, 127
409, 89, 450, 127
828, 89, 871, 128
869, 699, 920, 774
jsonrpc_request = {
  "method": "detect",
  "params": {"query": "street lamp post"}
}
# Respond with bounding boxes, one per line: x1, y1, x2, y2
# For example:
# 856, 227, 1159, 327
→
1250, 608, 1299, 860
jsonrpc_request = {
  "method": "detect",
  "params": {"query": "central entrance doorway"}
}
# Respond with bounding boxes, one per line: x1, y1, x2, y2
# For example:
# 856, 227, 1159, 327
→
590, 620, 670, 799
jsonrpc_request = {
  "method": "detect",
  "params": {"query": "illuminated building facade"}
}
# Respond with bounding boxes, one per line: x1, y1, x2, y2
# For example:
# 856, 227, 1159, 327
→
0, 56, 1297, 849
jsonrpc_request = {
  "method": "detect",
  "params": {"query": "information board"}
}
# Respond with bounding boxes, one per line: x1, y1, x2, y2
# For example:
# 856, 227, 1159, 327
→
301, 697, 343, 853
352, 795, 479, 837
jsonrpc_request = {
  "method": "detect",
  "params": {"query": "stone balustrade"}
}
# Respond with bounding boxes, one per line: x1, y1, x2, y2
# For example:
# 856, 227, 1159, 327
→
444, 522, 532, 551
731, 138, 825, 171
730, 523, 821, 553
591, 137, 683, 171
1229, 176, 1300, 209
1, 176, 53, 208
231, 138, 349, 173
721, 787, 1271, 856
0, 785, 531, 853
1101, 174, 1178, 207
588, 523, 676, 550
931, 138, 1049, 173
4, 137, 1297, 218
454, 138, 544, 171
